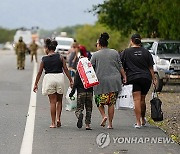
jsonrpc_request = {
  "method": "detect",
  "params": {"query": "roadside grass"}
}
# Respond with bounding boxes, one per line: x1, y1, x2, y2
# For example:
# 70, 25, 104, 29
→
146, 116, 179, 144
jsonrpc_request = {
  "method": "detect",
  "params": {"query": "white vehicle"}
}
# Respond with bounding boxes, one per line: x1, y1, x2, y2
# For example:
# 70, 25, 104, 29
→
3, 42, 13, 50
152, 54, 166, 92
141, 38, 166, 92
141, 38, 160, 50
14, 30, 32, 45
14, 30, 32, 53
55, 37, 74, 59
150, 40, 180, 84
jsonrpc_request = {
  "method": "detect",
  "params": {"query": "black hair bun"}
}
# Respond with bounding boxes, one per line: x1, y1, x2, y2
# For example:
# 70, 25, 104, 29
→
44, 38, 57, 51
51, 40, 58, 47
100, 32, 109, 41
45, 38, 51, 46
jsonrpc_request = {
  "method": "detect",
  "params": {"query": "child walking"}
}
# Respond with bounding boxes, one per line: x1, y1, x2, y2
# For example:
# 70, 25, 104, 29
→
33, 38, 73, 128
69, 64, 93, 130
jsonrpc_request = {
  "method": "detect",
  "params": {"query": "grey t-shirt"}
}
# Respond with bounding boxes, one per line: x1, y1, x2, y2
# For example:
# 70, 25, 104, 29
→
90, 48, 123, 95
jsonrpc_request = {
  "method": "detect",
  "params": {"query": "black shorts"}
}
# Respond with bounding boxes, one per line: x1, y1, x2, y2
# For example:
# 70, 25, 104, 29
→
128, 78, 152, 95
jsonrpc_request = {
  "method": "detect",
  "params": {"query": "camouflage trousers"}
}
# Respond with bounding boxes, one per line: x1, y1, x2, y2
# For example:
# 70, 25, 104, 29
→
31, 51, 37, 62
17, 52, 25, 69
75, 92, 93, 124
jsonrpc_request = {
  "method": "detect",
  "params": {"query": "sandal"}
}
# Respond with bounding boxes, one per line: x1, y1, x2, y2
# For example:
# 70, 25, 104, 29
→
142, 118, 147, 126
49, 125, 56, 128
100, 117, 107, 127
107, 126, 113, 129
134, 124, 141, 129
57, 121, 61, 127
86, 127, 92, 130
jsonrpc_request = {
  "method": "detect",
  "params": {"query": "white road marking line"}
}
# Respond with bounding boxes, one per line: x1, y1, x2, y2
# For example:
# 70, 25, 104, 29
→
20, 61, 37, 154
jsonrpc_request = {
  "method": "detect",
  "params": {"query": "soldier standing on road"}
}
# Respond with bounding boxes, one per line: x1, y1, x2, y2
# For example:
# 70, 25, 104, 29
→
30, 40, 38, 62
15, 36, 27, 70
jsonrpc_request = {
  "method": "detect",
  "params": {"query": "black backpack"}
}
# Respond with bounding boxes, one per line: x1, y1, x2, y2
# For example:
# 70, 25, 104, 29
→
150, 89, 163, 121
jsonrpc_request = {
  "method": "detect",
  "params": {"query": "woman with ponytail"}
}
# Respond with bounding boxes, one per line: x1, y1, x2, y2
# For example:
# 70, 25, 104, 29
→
33, 38, 73, 128
91, 32, 127, 129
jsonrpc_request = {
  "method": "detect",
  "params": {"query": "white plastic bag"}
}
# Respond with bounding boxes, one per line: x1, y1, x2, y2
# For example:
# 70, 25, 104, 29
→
116, 85, 134, 109
65, 87, 77, 111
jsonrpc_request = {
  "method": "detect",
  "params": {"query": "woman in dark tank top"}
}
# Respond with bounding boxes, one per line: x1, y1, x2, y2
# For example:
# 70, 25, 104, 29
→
42, 52, 63, 74
33, 38, 73, 128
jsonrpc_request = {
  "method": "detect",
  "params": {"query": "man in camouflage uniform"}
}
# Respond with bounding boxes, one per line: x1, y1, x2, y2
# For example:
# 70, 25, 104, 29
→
69, 70, 93, 130
15, 37, 27, 70
30, 40, 38, 62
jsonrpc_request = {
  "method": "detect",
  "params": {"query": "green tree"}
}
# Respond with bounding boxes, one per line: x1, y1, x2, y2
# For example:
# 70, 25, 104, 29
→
155, 0, 180, 39
91, 0, 180, 39
52, 25, 83, 38
0, 27, 16, 43
75, 23, 129, 52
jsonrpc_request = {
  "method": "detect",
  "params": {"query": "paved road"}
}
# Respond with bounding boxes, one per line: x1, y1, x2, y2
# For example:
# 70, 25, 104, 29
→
0, 49, 179, 154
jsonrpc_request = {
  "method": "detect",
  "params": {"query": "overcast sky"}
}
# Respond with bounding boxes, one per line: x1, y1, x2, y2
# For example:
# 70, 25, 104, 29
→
0, 0, 104, 30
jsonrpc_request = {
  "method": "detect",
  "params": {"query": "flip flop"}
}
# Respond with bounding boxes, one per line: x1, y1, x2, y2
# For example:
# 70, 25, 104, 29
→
134, 124, 141, 129
57, 121, 61, 127
100, 117, 107, 127
49, 125, 56, 128
142, 118, 147, 126
86, 127, 92, 130
107, 126, 113, 129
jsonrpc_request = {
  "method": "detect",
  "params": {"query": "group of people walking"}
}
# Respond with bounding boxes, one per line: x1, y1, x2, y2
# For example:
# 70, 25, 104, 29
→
33, 32, 156, 130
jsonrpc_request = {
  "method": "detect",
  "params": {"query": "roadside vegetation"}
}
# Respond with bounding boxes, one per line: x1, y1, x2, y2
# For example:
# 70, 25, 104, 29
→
0, 0, 179, 145
1, 0, 179, 46
91, 0, 180, 40
0, 27, 16, 43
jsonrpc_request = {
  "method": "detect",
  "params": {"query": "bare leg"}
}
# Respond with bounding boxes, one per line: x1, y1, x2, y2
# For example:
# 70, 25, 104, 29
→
133, 91, 141, 126
56, 93, 63, 127
107, 104, 114, 128
141, 95, 146, 125
48, 94, 57, 128
98, 105, 107, 127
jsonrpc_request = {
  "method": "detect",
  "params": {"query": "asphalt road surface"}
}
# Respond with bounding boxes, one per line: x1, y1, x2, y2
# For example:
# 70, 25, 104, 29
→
0, 49, 179, 154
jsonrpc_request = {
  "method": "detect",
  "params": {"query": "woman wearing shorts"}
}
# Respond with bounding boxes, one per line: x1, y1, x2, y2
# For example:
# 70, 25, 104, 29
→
121, 34, 156, 128
91, 32, 126, 129
33, 38, 73, 128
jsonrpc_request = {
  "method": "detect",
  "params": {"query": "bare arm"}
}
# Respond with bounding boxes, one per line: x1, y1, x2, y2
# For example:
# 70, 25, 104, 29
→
72, 49, 78, 63
120, 67, 127, 84
61, 57, 73, 88
149, 66, 157, 87
33, 61, 44, 92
